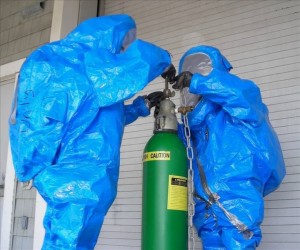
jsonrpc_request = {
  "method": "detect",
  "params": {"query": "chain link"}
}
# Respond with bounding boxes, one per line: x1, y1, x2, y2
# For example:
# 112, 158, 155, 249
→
180, 91, 195, 250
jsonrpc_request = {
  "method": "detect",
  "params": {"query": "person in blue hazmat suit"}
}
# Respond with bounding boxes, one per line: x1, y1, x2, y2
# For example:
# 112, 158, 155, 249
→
172, 45, 286, 249
9, 14, 173, 249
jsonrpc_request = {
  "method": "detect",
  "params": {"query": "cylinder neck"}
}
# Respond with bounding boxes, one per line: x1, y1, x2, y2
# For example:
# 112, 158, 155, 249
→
154, 99, 178, 133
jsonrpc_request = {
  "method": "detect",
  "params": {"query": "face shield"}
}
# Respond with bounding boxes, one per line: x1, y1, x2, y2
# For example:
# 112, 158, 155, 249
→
121, 28, 136, 52
180, 53, 212, 107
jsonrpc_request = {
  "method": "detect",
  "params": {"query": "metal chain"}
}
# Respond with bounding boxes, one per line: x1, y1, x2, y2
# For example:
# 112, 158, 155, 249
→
180, 91, 195, 250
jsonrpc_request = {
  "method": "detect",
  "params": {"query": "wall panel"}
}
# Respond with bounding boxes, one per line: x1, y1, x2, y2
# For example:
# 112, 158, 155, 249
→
98, 1, 300, 249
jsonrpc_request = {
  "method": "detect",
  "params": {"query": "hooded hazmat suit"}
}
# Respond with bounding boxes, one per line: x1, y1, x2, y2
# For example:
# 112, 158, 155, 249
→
177, 46, 285, 249
9, 14, 171, 249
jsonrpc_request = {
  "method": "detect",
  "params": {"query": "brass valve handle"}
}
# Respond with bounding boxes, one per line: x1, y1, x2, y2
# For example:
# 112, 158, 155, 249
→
176, 106, 194, 115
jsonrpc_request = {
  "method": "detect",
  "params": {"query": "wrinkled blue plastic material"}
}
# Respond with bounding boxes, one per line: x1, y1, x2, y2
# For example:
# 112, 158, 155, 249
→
178, 46, 285, 249
9, 14, 170, 249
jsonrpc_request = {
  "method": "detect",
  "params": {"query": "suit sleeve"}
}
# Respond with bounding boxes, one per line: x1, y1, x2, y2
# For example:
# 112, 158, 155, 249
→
84, 39, 171, 107
124, 96, 150, 125
189, 69, 268, 124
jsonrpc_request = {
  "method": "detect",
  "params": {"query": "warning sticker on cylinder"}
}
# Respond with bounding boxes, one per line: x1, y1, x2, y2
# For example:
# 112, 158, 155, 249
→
143, 151, 170, 162
167, 175, 187, 211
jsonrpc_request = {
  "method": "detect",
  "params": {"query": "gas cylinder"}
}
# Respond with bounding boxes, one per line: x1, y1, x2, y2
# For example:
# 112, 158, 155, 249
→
142, 99, 188, 250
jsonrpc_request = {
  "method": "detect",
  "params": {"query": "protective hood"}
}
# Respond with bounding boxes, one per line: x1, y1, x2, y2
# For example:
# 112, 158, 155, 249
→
178, 46, 233, 108
64, 14, 136, 53
179, 45, 232, 73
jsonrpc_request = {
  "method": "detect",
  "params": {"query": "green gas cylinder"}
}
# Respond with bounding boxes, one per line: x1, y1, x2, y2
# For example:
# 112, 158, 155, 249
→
142, 99, 188, 250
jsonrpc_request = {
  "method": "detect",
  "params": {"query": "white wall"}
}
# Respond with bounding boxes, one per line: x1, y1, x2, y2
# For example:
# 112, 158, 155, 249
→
96, 1, 300, 250
0, 78, 15, 186
0, 60, 23, 250
0, 77, 15, 246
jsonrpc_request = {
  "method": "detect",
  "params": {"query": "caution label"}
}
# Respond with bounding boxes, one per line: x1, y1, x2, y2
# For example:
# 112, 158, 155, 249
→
167, 175, 188, 211
143, 151, 170, 162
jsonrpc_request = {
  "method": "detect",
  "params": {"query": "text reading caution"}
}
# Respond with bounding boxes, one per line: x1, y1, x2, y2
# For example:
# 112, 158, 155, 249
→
143, 151, 171, 162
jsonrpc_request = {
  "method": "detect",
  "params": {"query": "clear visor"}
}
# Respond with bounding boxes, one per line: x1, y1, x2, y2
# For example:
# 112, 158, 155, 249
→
121, 28, 136, 52
180, 53, 212, 107
181, 52, 212, 76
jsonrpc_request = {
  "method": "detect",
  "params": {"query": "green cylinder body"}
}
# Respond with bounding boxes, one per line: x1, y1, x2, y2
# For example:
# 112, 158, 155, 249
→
142, 131, 188, 250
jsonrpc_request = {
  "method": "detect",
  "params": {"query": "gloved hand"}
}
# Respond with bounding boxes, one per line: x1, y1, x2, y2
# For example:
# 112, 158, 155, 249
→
161, 64, 176, 83
145, 91, 164, 109
172, 71, 193, 90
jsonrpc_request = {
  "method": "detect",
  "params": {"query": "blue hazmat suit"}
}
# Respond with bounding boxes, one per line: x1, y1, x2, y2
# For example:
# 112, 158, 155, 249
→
9, 14, 171, 249
177, 46, 285, 249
